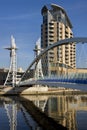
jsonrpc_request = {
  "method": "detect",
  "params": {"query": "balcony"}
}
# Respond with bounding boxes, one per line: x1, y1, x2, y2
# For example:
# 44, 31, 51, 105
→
49, 25, 54, 30
49, 37, 54, 42
49, 39, 54, 42
65, 45, 69, 49
65, 33, 69, 37
49, 33, 54, 37
65, 57, 69, 61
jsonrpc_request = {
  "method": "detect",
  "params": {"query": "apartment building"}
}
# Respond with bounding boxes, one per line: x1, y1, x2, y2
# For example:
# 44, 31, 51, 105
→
41, 4, 76, 76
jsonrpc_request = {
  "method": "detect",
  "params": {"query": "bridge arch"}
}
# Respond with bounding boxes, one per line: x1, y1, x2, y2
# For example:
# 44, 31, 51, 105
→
20, 37, 87, 82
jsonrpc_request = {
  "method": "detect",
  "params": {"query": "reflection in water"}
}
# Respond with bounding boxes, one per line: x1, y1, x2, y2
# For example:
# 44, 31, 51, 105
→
23, 95, 87, 130
0, 94, 87, 130
0, 97, 43, 130
45, 95, 87, 130
45, 96, 77, 130
4, 101, 17, 130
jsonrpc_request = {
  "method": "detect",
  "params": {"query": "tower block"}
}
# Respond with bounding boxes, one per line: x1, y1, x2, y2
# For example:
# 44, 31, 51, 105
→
4, 35, 18, 87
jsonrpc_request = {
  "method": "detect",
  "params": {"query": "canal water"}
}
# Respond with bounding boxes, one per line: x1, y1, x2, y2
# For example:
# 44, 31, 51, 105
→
0, 93, 87, 130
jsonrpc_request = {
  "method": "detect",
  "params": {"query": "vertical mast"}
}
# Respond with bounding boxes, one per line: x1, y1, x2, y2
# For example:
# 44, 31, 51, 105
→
34, 38, 43, 79
4, 35, 18, 87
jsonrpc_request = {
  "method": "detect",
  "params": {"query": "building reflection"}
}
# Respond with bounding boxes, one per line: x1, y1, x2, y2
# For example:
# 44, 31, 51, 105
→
44, 95, 87, 130
1, 94, 87, 130
21, 94, 87, 130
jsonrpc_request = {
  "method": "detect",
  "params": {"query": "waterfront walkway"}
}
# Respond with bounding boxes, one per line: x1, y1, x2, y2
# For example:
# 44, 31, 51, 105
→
0, 85, 87, 95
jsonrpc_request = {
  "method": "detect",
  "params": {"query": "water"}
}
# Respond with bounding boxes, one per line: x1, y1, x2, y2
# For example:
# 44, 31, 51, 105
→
0, 93, 87, 130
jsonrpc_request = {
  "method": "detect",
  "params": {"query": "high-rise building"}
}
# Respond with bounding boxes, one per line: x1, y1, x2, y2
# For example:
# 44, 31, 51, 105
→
41, 4, 76, 76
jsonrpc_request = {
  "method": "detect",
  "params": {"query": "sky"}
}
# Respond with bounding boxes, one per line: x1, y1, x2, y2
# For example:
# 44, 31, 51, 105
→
0, 0, 87, 70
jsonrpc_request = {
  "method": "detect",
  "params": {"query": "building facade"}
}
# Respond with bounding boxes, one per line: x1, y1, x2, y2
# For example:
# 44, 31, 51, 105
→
0, 68, 24, 85
41, 4, 76, 76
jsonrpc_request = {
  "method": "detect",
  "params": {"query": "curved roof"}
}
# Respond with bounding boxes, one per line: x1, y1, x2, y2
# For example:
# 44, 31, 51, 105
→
41, 3, 72, 28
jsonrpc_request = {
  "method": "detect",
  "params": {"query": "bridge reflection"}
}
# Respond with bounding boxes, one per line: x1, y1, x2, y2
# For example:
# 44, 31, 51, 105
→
2, 97, 42, 130
1, 94, 87, 130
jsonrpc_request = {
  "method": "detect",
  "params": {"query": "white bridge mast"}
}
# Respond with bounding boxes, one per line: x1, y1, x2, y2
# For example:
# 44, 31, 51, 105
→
4, 35, 18, 87
34, 38, 43, 79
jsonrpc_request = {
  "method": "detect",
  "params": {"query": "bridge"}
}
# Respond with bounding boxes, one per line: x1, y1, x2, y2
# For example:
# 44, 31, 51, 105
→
17, 37, 87, 91
4, 37, 87, 91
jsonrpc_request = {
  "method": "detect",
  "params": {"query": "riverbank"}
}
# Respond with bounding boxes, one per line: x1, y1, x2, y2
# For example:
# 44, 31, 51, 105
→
0, 85, 87, 95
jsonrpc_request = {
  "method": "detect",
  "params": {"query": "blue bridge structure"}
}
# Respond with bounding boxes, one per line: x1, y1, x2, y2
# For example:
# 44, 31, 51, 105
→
18, 37, 87, 91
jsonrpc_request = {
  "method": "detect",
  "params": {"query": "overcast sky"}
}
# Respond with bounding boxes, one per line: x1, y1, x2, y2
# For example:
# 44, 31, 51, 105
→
0, 0, 87, 70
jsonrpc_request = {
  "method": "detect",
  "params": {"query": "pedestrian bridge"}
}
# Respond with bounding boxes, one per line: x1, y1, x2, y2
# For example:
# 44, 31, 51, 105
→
19, 37, 87, 91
